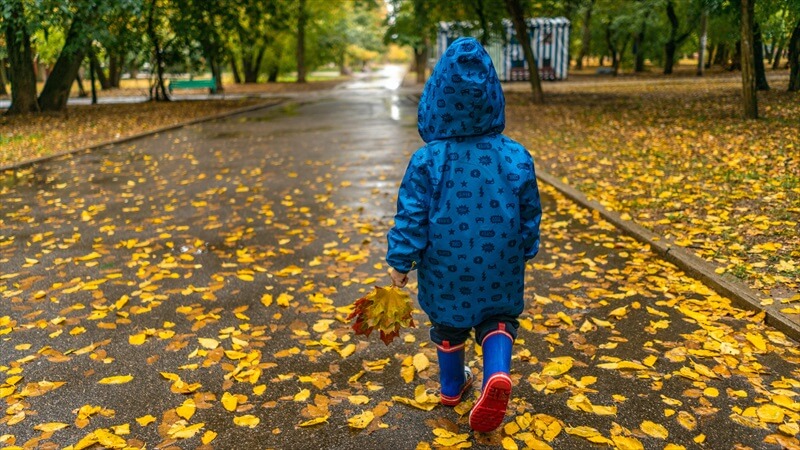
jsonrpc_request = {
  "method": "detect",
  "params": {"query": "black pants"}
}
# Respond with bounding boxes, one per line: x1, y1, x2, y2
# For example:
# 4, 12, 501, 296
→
429, 315, 519, 347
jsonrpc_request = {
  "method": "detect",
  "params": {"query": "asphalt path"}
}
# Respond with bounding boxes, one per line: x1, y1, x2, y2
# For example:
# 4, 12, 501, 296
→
1, 67, 799, 449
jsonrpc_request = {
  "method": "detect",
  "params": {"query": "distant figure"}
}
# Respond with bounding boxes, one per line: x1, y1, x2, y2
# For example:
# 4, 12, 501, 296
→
386, 37, 542, 433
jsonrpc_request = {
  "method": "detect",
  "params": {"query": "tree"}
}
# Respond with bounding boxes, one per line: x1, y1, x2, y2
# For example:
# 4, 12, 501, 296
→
697, 7, 708, 75
505, 0, 544, 103
753, 22, 769, 90
575, 0, 595, 70
296, 0, 307, 83
790, 18, 800, 91
226, 0, 289, 83
38, 0, 104, 112
97, 0, 149, 89
386, 0, 435, 84
146, 0, 169, 100
175, 0, 231, 92
741, 0, 758, 118
2, 0, 39, 114
664, 0, 699, 74
0, 58, 8, 96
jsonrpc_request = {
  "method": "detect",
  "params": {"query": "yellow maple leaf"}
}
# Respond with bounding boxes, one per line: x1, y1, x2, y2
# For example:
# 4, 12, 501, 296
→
294, 389, 311, 402
136, 415, 157, 426
169, 422, 205, 439
347, 411, 375, 429
202, 430, 217, 444
412, 353, 430, 372
176, 399, 196, 420
33, 422, 70, 432
541, 356, 573, 377
298, 415, 329, 427
640, 420, 668, 439
611, 435, 644, 450
97, 375, 133, 385
233, 415, 260, 428
757, 404, 785, 423
221, 392, 239, 411
198, 338, 219, 349
501, 436, 519, 450
128, 333, 147, 345
348, 395, 370, 405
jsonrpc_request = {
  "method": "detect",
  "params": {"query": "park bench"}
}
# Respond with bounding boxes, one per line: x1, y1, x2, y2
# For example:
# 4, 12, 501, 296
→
168, 77, 217, 94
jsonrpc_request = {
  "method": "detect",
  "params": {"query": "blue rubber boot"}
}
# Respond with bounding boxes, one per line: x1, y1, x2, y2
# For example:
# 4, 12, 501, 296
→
436, 341, 473, 406
469, 324, 513, 432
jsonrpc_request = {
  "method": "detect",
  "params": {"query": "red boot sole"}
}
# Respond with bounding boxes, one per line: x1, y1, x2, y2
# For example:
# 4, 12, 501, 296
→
469, 373, 511, 432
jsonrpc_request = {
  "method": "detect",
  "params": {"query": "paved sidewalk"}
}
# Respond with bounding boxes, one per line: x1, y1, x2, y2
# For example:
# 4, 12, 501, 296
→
1, 71, 799, 449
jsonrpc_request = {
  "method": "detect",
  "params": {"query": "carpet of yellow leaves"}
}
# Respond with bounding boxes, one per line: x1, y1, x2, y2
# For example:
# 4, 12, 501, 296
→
505, 75, 800, 299
0, 99, 275, 167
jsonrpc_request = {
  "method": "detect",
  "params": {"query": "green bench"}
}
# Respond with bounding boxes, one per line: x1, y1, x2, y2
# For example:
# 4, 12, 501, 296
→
168, 77, 217, 94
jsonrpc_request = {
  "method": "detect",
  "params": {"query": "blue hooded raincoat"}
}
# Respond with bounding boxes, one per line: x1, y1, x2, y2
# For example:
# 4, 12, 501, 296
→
387, 37, 542, 329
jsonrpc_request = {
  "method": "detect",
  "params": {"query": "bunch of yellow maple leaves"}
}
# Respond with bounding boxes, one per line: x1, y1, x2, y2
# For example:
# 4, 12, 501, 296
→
349, 285, 415, 345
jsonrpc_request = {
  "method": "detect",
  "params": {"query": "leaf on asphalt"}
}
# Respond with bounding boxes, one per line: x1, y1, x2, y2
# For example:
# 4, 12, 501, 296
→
347, 410, 375, 429
97, 375, 133, 385
233, 415, 260, 428
640, 420, 668, 439
297, 415, 329, 427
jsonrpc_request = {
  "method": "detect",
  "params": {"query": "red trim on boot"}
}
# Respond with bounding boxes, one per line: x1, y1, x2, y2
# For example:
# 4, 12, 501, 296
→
435, 340, 465, 353
469, 372, 512, 432
481, 326, 513, 346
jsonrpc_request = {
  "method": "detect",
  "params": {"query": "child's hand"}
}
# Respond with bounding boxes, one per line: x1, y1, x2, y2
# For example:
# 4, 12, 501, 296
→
389, 267, 409, 288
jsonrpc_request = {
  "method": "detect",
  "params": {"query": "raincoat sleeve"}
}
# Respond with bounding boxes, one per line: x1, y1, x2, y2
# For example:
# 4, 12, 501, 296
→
386, 151, 432, 273
520, 167, 542, 261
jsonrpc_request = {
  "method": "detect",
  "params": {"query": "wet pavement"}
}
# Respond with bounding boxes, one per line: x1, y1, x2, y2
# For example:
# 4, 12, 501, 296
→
1, 66, 800, 450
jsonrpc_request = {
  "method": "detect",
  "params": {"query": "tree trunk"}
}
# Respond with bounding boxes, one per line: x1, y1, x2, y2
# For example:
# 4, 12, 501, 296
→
706, 43, 717, 69
789, 19, 800, 91
753, 23, 769, 90
230, 51, 242, 84
4, 0, 40, 114
89, 54, 98, 104
472, 0, 490, 46
414, 46, 427, 84
242, 45, 266, 83
296, 0, 307, 83
89, 48, 111, 89
633, 26, 646, 72
505, 0, 544, 103
605, 24, 619, 75
664, 40, 676, 75
772, 40, 785, 70
714, 42, 727, 67
211, 56, 223, 92
575, 0, 594, 70
108, 53, 123, 88
664, 0, 679, 75
38, 5, 96, 112
740, 0, 758, 119
0, 58, 8, 96
697, 10, 708, 76
730, 41, 742, 71
74, 71, 88, 97
146, 0, 170, 101
268, 46, 284, 83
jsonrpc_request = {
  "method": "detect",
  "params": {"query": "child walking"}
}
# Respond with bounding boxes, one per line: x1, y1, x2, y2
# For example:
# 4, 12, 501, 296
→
387, 37, 542, 433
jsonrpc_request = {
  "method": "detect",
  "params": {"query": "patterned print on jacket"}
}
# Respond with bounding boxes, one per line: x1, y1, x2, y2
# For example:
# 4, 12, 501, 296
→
387, 37, 543, 328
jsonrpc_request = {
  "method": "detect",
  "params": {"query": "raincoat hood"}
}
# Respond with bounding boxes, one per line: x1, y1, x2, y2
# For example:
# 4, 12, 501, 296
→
418, 37, 505, 143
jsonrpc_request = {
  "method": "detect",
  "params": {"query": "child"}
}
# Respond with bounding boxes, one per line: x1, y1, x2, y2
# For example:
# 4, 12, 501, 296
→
386, 37, 542, 433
